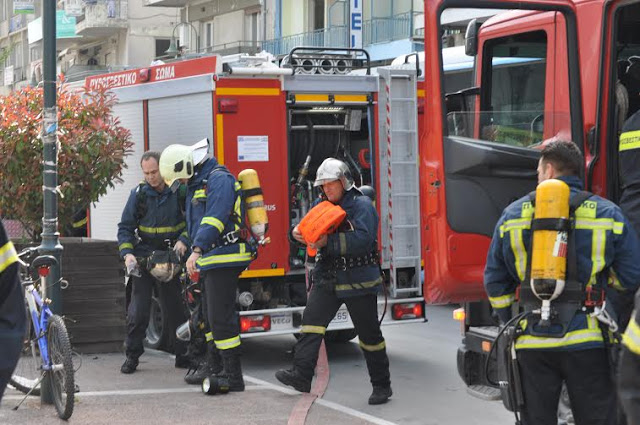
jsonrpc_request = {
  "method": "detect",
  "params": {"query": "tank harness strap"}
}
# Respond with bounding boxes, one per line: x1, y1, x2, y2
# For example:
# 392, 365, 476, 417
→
201, 167, 250, 249
519, 190, 594, 336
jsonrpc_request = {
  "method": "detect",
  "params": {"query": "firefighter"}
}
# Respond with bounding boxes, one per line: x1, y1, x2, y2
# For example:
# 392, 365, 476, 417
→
159, 138, 255, 391
485, 140, 640, 425
118, 151, 190, 374
618, 288, 640, 424
275, 158, 392, 405
0, 220, 24, 403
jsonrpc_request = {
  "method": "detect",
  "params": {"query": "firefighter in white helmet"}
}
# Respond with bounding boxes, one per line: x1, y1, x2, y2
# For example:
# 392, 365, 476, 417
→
276, 157, 392, 405
160, 139, 255, 391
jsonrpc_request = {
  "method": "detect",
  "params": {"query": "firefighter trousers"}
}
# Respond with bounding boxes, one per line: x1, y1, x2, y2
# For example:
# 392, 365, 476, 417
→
293, 284, 390, 388
202, 266, 246, 352
125, 269, 184, 359
518, 348, 616, 425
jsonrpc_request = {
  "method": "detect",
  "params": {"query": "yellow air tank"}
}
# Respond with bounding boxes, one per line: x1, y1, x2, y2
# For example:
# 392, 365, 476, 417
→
530, 178, 570, 324
238, 169, 270, 245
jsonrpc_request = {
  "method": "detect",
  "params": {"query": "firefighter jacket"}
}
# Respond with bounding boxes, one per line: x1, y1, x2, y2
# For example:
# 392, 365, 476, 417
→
117, 183, 189, 259
484, 175, 640, 351
619, 288, 640, 424
619, 110, 640, 236
0, 222, 25, 372
187, 158, 255, 271
314, 188, 382, 298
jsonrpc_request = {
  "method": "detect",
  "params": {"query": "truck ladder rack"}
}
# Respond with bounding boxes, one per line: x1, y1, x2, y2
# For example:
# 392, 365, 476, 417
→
378, 66, 422, 299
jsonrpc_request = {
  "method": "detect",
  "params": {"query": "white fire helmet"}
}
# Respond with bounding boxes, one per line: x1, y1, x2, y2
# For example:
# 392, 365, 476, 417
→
314, 158, 354, 191
160, 138, 210, 192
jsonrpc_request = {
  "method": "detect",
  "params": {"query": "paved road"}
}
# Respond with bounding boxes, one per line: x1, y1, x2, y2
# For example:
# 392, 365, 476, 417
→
1, 305, 513, 424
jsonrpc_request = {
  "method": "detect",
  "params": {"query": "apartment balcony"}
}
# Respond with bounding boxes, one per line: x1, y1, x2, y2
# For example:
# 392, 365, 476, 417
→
143, 0, 189, 7
200, 40, 261, 57
262, 12, 420, 57
75, 0, 128, 38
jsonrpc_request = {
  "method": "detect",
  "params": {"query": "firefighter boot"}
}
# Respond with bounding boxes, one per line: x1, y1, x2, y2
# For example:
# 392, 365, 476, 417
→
275, 368, 312, 393
220, 347, 245, 392
362, 345, 392, 405
120, 356, 139, 374
184, 343, 223, 385
277, 332, 320, 392
368, 386, 393, 405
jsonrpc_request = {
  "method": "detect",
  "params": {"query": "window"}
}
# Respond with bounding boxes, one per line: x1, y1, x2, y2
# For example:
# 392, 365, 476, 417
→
202, 21, 213, 51
480, 31, 547, 147
245, 13, 257, 44
155, 38, 170, 58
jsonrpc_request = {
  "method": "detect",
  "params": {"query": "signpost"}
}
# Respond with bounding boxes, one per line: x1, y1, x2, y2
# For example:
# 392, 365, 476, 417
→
349, 0, 362, 49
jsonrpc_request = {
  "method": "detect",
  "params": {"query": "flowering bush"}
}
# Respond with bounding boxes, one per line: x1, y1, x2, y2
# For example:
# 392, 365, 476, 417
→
0, 85, 133, 240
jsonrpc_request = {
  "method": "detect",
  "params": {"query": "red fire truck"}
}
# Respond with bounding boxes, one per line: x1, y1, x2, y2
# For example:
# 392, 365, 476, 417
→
420, 0, 640, 401
83, 49, 426, 349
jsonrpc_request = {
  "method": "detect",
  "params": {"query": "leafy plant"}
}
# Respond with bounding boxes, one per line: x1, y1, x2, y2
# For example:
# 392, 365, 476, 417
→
0, 85, 133, 240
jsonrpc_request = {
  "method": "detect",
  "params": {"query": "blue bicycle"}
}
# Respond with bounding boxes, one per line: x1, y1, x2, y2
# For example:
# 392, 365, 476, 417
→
9, 247, 75, 420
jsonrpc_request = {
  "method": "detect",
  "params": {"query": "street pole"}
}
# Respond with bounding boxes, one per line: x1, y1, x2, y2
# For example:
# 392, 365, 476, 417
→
40, 0, 62, 405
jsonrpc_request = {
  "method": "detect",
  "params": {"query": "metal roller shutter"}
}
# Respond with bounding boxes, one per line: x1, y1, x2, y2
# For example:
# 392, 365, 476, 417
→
89, 101, 144, 240
148, 92, 214, 154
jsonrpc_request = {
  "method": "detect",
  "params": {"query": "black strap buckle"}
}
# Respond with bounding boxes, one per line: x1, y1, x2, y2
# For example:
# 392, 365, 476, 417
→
337, 257, 347, 271
222, 230, 240, 245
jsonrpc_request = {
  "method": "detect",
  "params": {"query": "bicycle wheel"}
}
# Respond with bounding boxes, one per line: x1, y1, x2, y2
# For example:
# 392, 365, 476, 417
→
47, 314, 75, 420
9, 302, 42, 396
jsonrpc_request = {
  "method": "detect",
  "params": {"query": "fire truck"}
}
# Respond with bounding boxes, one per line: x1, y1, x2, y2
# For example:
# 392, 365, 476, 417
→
82, 48, 427, 349
419, 0, 640, 402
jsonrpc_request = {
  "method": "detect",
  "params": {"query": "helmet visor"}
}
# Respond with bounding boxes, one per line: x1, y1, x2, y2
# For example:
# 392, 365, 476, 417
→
314, 177, 339, 187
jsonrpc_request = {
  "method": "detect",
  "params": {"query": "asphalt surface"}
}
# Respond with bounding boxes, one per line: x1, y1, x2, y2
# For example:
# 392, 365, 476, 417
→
1, 305, 513, 425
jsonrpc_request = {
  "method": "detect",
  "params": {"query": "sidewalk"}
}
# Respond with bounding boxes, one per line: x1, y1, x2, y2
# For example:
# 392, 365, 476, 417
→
0, 350, 394, 425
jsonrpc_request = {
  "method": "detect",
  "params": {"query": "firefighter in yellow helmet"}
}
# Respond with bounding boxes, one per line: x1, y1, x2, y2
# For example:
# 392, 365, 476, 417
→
160, 139, 255, 391
485, 140, 640, 424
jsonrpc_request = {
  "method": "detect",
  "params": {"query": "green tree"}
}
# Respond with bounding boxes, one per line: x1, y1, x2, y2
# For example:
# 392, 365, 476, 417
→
0, 85, 133, 240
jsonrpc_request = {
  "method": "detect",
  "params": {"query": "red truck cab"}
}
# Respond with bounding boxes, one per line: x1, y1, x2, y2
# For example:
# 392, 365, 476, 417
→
422, 0, 640, 398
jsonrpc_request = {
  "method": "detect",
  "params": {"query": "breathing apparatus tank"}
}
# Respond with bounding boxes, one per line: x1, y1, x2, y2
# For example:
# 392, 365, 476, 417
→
530, 179, 571, 326
238, 169, 270, 245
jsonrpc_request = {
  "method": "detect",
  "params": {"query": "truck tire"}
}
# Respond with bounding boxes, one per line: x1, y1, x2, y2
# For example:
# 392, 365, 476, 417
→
144, 289, 167, 350
145, 281, 187, 352
324, 329, 357, 343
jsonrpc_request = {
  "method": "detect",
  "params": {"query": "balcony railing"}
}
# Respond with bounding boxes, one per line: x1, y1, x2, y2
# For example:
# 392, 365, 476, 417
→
75, 0, 128, 38
363, 11, 415, 45
262, 12, 420, 56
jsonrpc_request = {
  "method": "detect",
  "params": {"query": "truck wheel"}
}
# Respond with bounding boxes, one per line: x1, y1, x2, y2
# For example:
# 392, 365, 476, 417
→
324, 329, 357, 343
145, 292, 165, 350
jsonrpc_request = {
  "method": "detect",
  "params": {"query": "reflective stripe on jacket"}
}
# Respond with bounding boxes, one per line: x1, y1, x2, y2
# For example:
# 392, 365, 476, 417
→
117, 183, 189, 258
187, 158, 255, 271
484, 175, 640, 350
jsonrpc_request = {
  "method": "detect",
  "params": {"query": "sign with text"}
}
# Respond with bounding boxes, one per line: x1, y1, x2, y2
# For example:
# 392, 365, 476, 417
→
85, 56, 219, 90
350, 0, 362, 49
14, 0, 34, 14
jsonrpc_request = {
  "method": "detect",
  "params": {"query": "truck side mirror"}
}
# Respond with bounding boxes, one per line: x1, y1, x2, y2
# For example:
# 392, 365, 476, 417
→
465, 19, 481, 57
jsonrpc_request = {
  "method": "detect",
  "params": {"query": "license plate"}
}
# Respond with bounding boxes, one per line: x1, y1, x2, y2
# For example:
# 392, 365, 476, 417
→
270, 312, 293, 330
330, 308, 349, 324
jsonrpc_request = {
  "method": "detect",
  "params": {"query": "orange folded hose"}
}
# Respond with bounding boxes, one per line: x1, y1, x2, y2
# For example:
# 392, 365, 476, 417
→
298, 201, 346, 256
